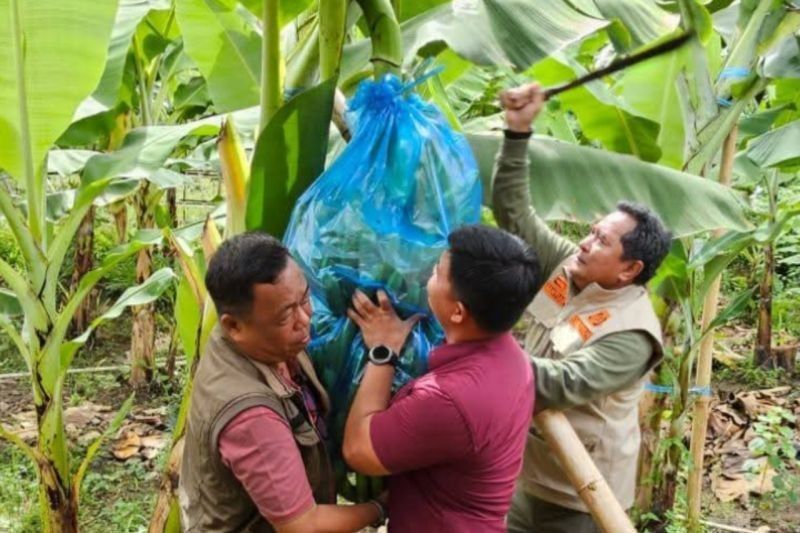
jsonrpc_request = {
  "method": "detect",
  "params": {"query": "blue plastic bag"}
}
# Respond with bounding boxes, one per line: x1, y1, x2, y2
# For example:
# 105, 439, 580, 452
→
283, 74, 481, 496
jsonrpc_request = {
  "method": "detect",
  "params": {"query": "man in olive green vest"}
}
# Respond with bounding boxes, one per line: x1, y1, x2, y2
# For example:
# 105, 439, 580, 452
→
179, 233, 386, 533
494, 84, 672, 533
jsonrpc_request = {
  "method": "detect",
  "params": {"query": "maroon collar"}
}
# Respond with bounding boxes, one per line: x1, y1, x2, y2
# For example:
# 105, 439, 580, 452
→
428, 332, 512, 370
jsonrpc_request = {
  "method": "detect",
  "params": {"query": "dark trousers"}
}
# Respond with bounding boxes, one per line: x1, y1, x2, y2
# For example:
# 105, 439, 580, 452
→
507, 486, 601, 533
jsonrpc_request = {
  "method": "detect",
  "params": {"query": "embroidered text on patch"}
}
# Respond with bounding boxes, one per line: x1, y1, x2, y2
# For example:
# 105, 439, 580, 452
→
543, 275, 568, 306
569, 315, 593, 342
587, 310, 610, 327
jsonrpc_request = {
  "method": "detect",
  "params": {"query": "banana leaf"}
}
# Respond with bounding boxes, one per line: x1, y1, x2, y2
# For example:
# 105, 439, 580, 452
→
467, 132, 750, 237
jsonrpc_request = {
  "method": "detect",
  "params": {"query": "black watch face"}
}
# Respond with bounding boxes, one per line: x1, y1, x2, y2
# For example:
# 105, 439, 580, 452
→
370, 345, 393, 364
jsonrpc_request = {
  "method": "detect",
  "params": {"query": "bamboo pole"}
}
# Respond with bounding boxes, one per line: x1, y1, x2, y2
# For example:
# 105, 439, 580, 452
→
686, 125, 738, 530
533, 410, 636, 533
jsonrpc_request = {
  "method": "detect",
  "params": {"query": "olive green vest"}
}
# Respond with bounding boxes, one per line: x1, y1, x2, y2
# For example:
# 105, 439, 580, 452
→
179, 326, 335, 532
521, 259, 663, 512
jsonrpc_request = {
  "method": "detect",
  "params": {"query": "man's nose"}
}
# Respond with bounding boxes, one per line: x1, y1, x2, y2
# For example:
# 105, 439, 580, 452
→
297, 306, 311, 328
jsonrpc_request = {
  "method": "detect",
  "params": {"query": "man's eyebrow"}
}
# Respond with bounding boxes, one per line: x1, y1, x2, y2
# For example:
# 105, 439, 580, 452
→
277, 284, 310, 315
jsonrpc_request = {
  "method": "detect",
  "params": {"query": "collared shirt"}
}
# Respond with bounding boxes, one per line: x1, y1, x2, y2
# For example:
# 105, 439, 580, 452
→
370, 332, 534, 532
218, 359, 325, 525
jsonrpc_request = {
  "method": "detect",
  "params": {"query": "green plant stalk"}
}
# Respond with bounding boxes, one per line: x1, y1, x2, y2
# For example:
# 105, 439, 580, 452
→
757, 11, 800, 56
427, 75, 461, 131
677, 0, 716, 134
0, 174, 42, 284
133, 34, 154, 126
145, 3, 177, 113
11, 0, 45, 251
684, 77, 767, 174
715, 0, 773, 95
0, 315, 31, 366
319, 0, 347, 80
285, 23, 321, 90
44, 178, 118, 317
260, 0, 283, 132
548, 111, 579, 144
356, 0, 402, 79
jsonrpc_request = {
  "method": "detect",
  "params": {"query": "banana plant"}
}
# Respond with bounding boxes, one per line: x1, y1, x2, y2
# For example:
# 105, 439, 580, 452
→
0, 2, 189, 529
150, 216, 222, 532
740, 119, 800, 370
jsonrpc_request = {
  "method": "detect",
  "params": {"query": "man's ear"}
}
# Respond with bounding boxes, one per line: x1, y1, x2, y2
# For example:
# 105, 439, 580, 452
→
451, 301, 467, 325
620, 259, 644, 285
220, 313, 242, 341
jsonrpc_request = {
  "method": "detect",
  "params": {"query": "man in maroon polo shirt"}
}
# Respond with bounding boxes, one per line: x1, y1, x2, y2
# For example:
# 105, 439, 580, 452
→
342, 224, 540, 531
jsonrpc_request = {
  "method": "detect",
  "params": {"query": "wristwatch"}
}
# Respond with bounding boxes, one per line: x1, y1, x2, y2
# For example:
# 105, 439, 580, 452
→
367, 345, 399, 367
368, 498, 387, 527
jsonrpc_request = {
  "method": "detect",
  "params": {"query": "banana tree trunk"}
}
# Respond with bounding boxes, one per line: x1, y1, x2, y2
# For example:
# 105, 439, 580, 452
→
28, 355, 76, 533
635, 306, 679, 517
109, 200, 128, 244
634, 380, 669, 515
39, 458, 78, 533
754, 170, 777, 369
130, 182, 156, 387
167, 189, 177, 228
69, 205, 95, 336
754, 243, 774, 368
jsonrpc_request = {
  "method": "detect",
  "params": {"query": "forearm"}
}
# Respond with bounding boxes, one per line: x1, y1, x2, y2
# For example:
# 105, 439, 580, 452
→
532, 331, 653, 412
491, 136, 577, 275
342, 363, 393, 475
276, 502, 380, 533
346, 363, 394, 430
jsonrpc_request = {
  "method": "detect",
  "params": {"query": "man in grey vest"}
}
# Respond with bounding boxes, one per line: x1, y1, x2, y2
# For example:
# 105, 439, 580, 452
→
179, 233, 386, 533
494, 84, 672, 533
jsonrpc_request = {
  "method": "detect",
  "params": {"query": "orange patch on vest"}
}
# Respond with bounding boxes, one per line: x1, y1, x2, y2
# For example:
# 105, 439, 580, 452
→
587, 310, 610, 327
569, 315, 593, 342
543, 275, 569, 306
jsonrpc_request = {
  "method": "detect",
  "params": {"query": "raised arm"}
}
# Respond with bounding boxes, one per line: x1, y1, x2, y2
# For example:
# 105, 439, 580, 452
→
492, 84, 577, 276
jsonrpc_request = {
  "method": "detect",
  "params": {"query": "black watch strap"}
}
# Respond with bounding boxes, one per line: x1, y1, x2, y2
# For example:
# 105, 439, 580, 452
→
504, 129, 533, 139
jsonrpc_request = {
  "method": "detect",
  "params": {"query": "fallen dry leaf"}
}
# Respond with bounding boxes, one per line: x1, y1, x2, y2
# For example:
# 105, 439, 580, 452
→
712, 476, 751, 503
711, 458, 776, 502
112, 431, 142, 460
714, 403, 748, 426
140, 434, 167, 450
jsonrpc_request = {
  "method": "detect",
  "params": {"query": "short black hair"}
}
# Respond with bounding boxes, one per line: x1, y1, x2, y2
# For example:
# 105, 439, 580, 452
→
205, 232, 290, 317
616, 202, 672, 285
447, 225, 540, 333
